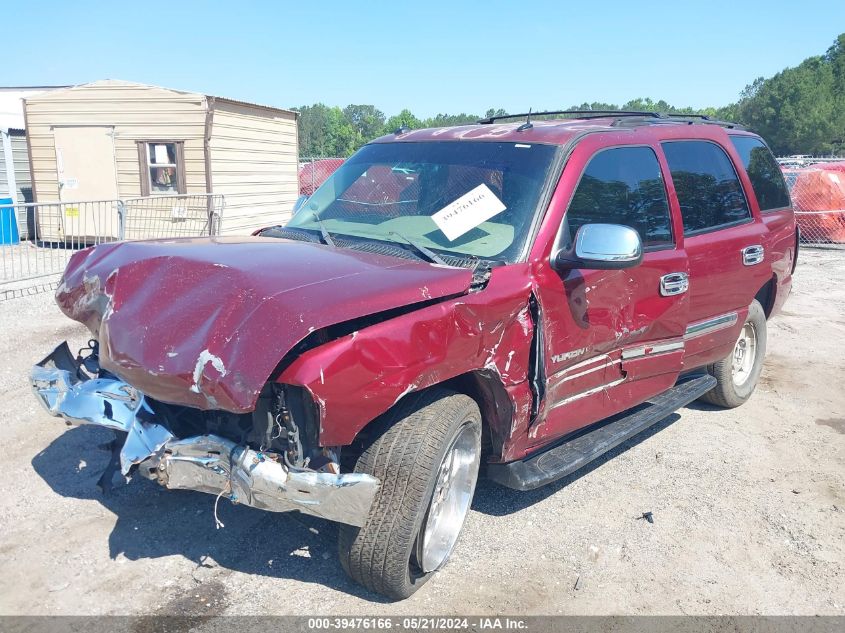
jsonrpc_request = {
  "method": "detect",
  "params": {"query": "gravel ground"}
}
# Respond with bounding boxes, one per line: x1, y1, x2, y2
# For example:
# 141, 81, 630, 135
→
0, 249, 843, 615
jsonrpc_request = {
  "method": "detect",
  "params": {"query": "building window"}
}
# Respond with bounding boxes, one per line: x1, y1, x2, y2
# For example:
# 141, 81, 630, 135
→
138, 141, 186, 196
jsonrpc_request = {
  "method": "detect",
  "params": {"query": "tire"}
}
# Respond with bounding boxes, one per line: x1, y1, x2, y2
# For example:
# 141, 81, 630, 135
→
700, 299, 767, 408
338, 388, 481, 600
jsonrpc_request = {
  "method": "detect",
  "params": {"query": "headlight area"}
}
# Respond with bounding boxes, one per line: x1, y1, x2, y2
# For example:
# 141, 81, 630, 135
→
30, 341, 379, 527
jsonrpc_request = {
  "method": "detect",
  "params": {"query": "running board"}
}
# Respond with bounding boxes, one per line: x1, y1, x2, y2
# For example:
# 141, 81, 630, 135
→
487, 374, 717, 491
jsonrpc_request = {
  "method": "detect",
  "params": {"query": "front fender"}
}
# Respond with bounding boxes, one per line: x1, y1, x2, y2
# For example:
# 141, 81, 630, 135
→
278, 266, 536, 447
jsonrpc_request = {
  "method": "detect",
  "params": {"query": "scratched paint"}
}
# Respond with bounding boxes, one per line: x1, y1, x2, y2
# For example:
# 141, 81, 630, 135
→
279, 264, 536, 450
190, 349, 227, 394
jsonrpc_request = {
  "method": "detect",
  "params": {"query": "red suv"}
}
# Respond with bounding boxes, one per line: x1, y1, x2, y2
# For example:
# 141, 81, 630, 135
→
32, 111, 796, 600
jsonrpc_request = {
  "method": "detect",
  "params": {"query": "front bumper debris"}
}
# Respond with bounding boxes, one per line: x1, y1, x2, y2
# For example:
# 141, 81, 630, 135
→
30, 342, 379, 527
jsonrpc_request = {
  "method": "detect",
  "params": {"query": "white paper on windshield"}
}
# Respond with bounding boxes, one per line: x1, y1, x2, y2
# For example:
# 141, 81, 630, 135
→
431, 184, 507, 241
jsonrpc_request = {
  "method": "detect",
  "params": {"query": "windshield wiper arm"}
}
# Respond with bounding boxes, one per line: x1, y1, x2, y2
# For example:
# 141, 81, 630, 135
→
307, 209, 336, 247
388, 231, 448, 266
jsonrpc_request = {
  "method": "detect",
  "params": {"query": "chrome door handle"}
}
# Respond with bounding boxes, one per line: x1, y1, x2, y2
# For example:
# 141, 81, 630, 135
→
660, 272, 689, 296
742, 245, 764, 266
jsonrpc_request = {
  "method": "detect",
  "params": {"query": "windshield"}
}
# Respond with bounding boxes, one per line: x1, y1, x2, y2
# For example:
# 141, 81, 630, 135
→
286, 141, 558, 263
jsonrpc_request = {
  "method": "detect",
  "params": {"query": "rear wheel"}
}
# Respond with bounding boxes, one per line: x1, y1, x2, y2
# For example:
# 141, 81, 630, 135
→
700, 299, 767, 408
338, 388, 481, 600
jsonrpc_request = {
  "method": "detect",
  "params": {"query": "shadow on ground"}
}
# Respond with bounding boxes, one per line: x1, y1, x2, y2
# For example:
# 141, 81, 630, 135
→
472, 412, 682, 516
31, 425, 387, 602
31, 410, 682, 598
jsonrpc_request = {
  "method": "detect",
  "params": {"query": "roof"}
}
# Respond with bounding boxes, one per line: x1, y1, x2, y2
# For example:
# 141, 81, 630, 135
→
0, 86, 67, 131
23, 80, 297, 117
372, 119, 614, 146
371, 113, 751, 147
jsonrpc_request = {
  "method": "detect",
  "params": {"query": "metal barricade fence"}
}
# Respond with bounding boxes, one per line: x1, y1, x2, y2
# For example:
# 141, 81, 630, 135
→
120, 194, 224, 240
0, 193, 223, 300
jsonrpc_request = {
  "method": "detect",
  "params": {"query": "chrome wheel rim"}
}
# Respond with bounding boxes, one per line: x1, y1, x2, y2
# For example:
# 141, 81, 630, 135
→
417, 424, 480, 573
731, 322, 757, 386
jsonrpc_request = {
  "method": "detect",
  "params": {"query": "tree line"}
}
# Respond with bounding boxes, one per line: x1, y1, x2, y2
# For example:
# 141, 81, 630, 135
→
294, 33, 844, 159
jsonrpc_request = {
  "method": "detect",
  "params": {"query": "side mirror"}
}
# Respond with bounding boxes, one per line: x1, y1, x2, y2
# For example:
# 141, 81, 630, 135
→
553, 223, 643, 271
293, 195, 309, 213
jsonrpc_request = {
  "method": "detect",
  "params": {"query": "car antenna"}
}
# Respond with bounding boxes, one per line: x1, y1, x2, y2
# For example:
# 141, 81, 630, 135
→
517, 108, 533, 132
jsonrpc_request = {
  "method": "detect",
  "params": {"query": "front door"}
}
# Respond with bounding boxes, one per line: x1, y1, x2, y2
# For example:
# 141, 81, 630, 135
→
530, 142, 690, 447
53, 126, 120, 240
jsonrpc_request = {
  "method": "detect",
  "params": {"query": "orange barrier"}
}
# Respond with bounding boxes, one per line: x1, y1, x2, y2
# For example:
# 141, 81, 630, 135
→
782, 166, 845, 243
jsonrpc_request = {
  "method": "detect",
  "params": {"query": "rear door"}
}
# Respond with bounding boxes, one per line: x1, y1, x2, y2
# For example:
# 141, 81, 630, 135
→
660, 140, 770, 361
728, 135, 796, 315
530, 141, 689, 446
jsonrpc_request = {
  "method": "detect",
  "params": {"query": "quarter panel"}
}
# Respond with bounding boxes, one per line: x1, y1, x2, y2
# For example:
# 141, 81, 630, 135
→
278, 265, 537, 450
761, 210, 797, 317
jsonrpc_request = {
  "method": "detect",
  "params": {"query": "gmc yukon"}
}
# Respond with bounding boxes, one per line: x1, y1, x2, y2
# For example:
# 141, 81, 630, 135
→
32, 111, 796, 599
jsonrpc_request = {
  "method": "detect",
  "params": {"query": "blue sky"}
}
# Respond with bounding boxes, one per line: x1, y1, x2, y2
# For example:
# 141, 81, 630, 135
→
7, 1, 843, 117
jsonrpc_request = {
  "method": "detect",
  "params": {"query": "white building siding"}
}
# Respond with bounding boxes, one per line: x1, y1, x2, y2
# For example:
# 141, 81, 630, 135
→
0, 131, 34, 237
208, 99, 298, 234
23, 80, 299, 235
24, 80, 207, 201
11, 132, 32, 202
0, 131, 31, 197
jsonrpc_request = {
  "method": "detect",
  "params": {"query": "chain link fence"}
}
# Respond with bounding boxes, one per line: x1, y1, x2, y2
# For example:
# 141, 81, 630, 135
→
299, 157, 345, 197
780, 159, 845, 248
0, 193, 223, 300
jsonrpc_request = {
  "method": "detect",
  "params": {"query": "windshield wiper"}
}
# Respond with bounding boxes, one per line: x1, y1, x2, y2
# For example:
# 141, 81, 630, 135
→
307, 208, 336, 247
388, 231, 448, 266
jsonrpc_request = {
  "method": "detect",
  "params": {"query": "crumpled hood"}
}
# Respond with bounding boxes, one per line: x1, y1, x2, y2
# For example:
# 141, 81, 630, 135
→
56, 236, 473, 412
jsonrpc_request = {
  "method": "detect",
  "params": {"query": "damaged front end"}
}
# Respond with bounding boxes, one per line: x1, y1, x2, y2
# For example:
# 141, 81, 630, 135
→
30, 342, 379, 527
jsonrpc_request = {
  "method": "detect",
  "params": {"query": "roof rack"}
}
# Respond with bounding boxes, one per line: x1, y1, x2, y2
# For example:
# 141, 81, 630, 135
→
656, 112, 743, 129
477, 110, 743, 130
477, 110, 658, 124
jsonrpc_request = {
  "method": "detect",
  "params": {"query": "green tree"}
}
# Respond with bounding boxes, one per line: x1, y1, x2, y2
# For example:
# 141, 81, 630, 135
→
422, 112, 480, 127
382, 109, 422, 134
728, 33, 845, 155
292, 35, 845, 158
342, 104, 386, 143
567, 102, 620, 112
295, 103, 358, 157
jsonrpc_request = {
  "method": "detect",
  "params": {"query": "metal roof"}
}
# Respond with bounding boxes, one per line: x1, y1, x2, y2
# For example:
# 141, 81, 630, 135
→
41, 80, 298, 117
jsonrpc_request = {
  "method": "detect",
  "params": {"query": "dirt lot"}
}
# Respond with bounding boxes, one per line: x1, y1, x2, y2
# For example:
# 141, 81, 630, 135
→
0, 249, 843, 616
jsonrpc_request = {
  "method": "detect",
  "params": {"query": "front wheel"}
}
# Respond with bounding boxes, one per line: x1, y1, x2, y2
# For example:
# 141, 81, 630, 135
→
338, 388, 481, 600
700, 299, 767, 408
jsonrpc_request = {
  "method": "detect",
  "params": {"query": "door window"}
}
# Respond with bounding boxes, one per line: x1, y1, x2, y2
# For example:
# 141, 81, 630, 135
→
729, 136, 791, 211
565, 146, 673, 248
661, 140, 751, 234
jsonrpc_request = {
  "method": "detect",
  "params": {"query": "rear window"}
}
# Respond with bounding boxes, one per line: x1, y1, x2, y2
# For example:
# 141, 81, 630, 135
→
729, 136, 791, 211
662, 140, 751, 235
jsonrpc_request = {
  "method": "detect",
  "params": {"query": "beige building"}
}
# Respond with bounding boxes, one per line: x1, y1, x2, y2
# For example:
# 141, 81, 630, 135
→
24, 80, 299, 235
